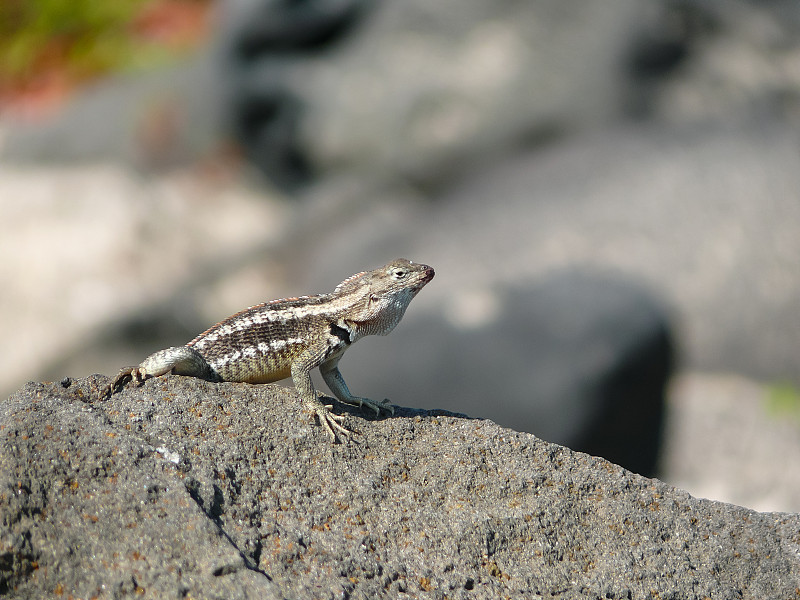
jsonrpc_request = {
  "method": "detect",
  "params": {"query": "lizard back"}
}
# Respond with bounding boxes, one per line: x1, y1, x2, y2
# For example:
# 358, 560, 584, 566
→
187, 294, 336, 383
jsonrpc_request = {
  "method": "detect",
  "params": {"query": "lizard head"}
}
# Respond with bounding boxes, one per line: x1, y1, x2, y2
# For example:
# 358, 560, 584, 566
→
334, 258, 434, 339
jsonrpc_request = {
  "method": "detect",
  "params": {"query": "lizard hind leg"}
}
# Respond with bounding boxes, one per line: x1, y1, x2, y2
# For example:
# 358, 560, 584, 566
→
138, 346, 214, 379
99, 346, 216, 399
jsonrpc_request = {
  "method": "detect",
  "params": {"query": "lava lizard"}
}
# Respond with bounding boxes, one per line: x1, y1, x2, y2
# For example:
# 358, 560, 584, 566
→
100, 258, 434, 441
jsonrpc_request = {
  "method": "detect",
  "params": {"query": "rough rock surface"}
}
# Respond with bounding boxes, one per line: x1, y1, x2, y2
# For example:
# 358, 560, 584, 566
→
2, 377, 799, 599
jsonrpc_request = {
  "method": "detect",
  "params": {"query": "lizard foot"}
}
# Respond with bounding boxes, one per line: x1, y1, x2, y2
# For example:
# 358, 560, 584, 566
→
312, 403, 358, 443
98, 366, 146, 400
352, 397, 395, 416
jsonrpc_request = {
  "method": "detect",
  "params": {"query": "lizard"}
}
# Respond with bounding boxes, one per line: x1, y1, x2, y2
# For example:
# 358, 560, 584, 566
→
100, 258, 434, 441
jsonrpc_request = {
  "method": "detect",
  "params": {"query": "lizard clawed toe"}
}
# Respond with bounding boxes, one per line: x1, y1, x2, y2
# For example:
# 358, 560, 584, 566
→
99, 367, 150, 400
98, 367, 134, 399
356, 397, 394, 416
315, 406, 357, 443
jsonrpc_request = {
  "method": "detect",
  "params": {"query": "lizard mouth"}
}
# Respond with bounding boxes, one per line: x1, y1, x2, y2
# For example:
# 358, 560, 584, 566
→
410, 266, 435, 295
420, 266, 435, 284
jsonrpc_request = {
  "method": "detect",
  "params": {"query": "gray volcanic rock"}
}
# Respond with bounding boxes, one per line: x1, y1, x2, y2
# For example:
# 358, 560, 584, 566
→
2, 377, 799, 598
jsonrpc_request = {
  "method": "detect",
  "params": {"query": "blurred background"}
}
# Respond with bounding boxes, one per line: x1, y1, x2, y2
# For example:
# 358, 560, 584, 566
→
2, 0, 799, 512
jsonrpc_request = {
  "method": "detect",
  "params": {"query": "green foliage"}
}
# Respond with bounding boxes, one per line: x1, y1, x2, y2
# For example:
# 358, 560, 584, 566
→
765, 381, 800, 423
0, 0, 174, 86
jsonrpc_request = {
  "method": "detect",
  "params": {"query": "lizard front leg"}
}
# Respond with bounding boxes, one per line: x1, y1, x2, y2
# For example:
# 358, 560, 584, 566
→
320, 356, 395, 416
100, 346, 219, 398
290, 354, 354, 442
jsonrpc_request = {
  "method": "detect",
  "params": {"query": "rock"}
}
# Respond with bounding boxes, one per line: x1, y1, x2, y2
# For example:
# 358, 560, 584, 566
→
219, 0, 655, 188
2, 377, 798, 598
420, 124, 800, 383
640, 0, 800, 128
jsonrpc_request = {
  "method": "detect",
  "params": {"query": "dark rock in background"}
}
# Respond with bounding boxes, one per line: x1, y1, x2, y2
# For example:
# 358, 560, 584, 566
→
218, 0, 654, 188
222, 0, 372, 54
302, 123, 800, 388
3, 377, 799, 599
413, 124, 800, 383
637, 0, 800, 128
333, 270, 673, 477
218, 0, 377, 188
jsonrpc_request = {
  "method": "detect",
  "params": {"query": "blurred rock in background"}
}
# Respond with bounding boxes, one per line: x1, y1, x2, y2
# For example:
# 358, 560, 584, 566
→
218, 0, 651, 189
2, 0, 800, 508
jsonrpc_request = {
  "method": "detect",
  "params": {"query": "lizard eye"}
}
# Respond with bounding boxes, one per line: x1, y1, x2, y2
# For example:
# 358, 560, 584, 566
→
392, 268, 407, 279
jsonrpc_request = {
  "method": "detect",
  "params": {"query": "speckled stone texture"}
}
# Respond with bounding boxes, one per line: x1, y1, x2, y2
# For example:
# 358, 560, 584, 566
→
2, 376, 799, 599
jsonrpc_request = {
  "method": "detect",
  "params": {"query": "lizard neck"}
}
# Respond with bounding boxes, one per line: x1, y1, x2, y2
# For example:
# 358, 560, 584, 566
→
340, 296, 412, 343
